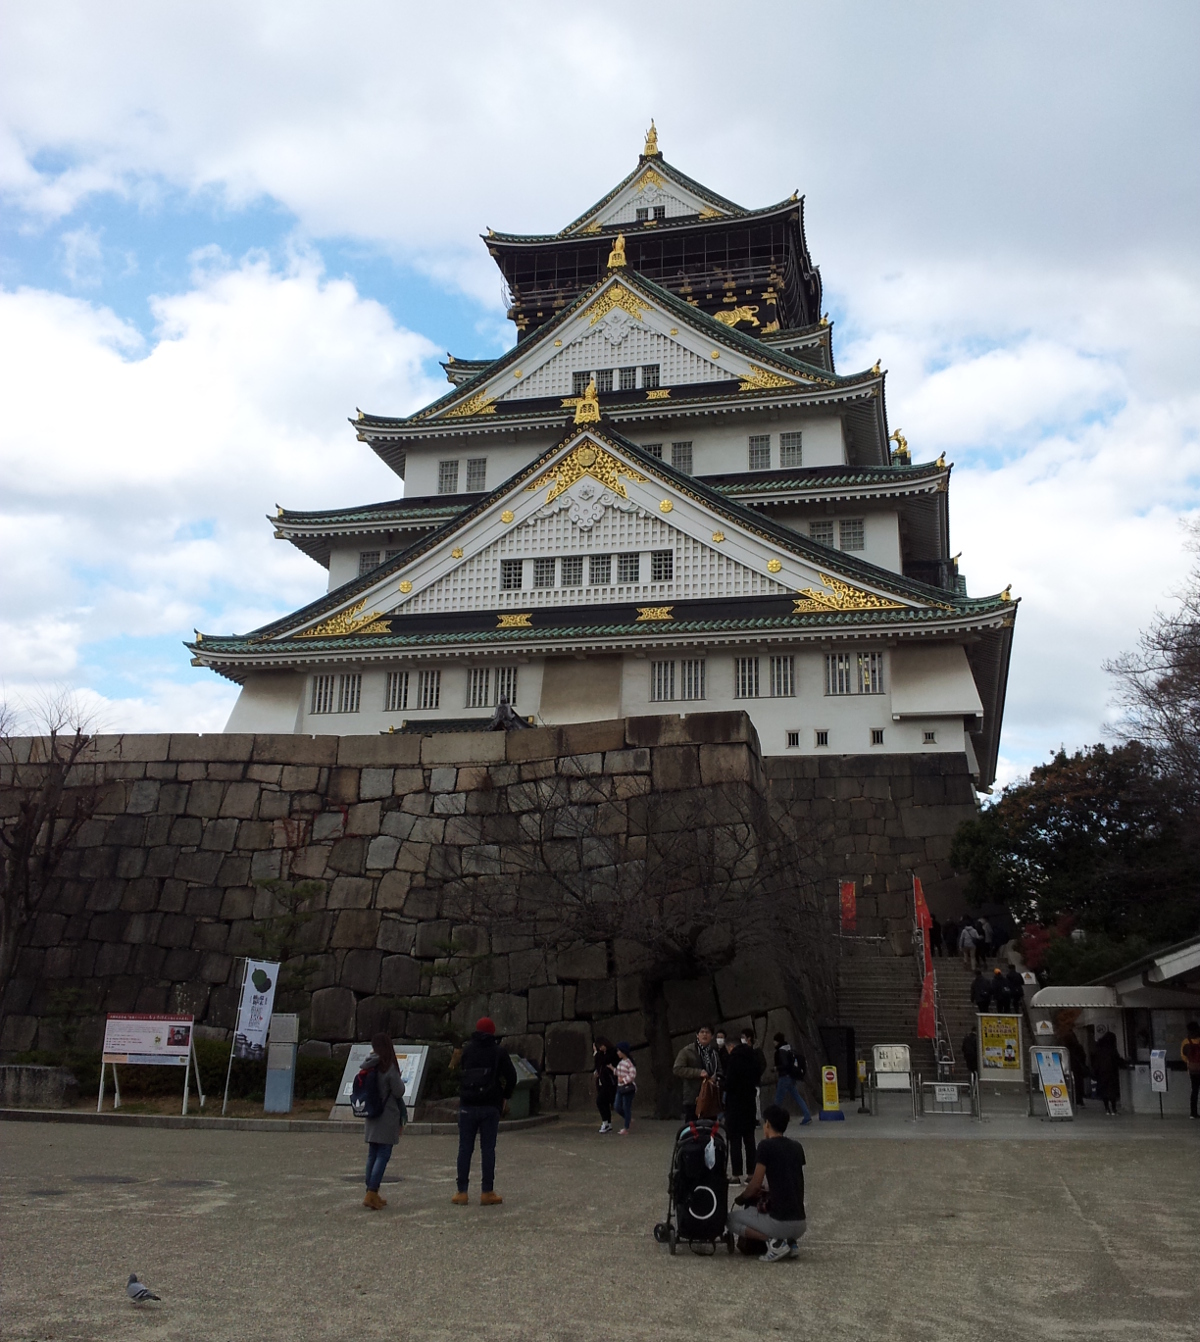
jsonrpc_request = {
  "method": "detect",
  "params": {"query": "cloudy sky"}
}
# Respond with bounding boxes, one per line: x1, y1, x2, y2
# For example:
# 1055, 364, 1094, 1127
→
1, 1, 1197, 783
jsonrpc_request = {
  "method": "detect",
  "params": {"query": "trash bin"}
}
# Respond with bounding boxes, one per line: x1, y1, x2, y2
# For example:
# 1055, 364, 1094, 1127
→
507, 1056, 540, 1119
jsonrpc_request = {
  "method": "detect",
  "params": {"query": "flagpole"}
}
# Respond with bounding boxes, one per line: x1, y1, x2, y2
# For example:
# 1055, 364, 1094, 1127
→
222, 958, 248, 1116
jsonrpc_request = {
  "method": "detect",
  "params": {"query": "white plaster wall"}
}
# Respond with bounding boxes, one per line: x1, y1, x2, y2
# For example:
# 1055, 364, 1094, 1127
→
224, 672, 305, 733
404, 436, 558, 497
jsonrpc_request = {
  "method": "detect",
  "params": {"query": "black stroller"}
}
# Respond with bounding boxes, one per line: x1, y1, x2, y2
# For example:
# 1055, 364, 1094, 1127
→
654, 1119, 735, 1255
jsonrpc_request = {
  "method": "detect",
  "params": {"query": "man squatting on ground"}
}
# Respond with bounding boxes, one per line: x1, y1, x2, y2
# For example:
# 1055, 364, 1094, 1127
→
453, 1016, 517, 1206
727, 1104, 807, 1263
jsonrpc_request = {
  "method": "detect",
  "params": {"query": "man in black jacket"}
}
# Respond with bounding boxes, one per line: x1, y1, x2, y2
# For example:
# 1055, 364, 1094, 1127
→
453, 1017, 517, 1206
724, 1029, 766, 1182
970, 970, 993, 1014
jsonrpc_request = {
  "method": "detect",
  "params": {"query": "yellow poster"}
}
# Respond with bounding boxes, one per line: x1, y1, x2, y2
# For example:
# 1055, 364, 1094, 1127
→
821, 1065, 839, 1109
979, 1014, 1022, 1078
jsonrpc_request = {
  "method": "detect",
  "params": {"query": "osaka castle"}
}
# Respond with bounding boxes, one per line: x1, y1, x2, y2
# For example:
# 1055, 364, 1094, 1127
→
189, 125, 1015, 788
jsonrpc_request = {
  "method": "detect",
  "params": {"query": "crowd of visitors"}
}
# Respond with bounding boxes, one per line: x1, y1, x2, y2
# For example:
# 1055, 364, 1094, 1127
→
932, 913, 1007, 968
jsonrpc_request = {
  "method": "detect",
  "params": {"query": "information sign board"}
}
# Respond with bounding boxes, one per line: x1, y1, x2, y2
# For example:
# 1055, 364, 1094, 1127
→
335, 1043, 431, 1110
1150, 1049, 1168, 1093
873, 1044, 911, 1074
978, 1013, 1023, 1082
934, 1084, 958, 1104
1033, 1048, 1073, 1118
103, 1014, 192, 1066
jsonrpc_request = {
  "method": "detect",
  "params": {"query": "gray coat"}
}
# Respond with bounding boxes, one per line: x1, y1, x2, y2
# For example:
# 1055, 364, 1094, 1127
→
362, 1054, 406, 1146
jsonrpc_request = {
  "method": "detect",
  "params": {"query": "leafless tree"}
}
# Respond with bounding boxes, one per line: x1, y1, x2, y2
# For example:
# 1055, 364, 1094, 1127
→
0, 691, 108, 1022
447, 753, 830, 1115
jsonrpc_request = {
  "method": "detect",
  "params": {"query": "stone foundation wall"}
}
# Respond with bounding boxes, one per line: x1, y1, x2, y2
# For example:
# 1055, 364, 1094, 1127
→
1, 717, 977, 1109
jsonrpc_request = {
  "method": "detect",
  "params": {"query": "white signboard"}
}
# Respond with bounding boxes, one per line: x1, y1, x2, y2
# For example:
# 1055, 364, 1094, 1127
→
1033, 1048, 1073, 1119
1150, 1049, 1168, 1094
934, 1084, 958, 1104
335, 1043, 431, 1109
873, 1044, 911, 1073
103, 1014, 193, 1066
232, 959, 279, 1060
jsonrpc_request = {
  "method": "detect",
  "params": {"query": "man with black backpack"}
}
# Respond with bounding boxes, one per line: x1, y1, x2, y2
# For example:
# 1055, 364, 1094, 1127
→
772, 1032, 812, 1125
453, 1016, 517, 1206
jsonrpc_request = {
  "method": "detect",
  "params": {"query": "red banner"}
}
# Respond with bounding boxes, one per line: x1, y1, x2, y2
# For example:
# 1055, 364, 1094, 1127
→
839, 880, 857, 932
917, 970, 937, 1039
913, 875, 932, 934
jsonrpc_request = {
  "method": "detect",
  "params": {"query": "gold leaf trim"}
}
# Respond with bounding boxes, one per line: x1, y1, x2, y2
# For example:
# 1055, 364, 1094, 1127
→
792, 574, 906, 614
712, 531, 725, 543
526, 442, 647, 505
636, 606, 673, 622
497, 612, 532, 629
659, 500, 673, 513
442, 390, 496, 419
451, 548, 464, 559
398, 581, 413, 594
713, 305, 759, 328
739, 365, 793, 392
587, 284, 645, 325
637, 168, 665, 191
698, 206, 723, 220
296, 598, 391, 639
501, 510, 515, 523
767, 559, 783, 573
646, 388, 671, 400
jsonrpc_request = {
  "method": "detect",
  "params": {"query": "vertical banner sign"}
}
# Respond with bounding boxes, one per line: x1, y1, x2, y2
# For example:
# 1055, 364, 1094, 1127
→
1149, 1050, 1168, 1093
917, 973, 937, 1040
839, 881, 857, 933
232, 960, 280, 1060
978, 1014, 1023, 1081
1034, 1048, 1073, 1119
913, 876, 936, 1040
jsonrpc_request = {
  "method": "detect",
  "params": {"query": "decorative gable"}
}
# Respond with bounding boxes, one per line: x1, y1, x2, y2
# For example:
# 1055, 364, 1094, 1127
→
576, 164, 726, 231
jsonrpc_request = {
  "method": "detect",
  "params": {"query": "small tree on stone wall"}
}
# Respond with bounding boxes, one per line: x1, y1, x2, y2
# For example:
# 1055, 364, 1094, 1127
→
448, 749, 829, 1116
0, 694, 107, 1024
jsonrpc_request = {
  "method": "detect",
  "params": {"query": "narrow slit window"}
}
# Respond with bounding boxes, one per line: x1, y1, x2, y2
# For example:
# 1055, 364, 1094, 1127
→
679, 659, 706, 701
859, 652, 885, 694
734, 656, 760, 699
311, 674, 335, 715
748, 434, 771, 470
641, 364, 660, 389
780, 432, 803, 468
871, 728, 885, 746
466, 458, 487, 492
336, 674, 361, 714
417, 669, 441, 710
769, 655, 795, 697
385, 671, 408, 712
358, 551, 380, 575
786, 730, 800, 749
815, 729, 829, 747
650, 660, 675, 702
617, 553, 641, 584
825, 653, 854, 696
650, 550, 673, 582
671, 441, 693, 473
923, 730, 937, 745
500, 559, 523, 591
437, 460, 459, 494
467, 667, 491, 709
561, 555, 583, 587
495, 666, 518, 706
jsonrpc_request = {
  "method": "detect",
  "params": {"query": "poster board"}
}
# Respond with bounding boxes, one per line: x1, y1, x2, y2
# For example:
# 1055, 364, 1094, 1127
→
103, 1014, 192, 1065
978, 1013, 1023, 1083
1150, 1049, 1168, 1093
1032, 1047, 1073, 1119
334, 1043, 431, 1110
231, 959, 280, 1060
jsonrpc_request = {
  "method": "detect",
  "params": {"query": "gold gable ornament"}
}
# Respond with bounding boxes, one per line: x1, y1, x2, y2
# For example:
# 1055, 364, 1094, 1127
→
636, 606, 673, 622
296, 598, 391, 639
588, 283, 644, 325
792, 574, 906, 615
739, 365, 792, 393
497, 612, 533, 629
443, 389, 496, 419
527, 440, 647, 505
889, 429, 911, 465
574, 378, 601, 425
643, 119, 660, 157
714, 305, 760, 328
607, 233, 627, 269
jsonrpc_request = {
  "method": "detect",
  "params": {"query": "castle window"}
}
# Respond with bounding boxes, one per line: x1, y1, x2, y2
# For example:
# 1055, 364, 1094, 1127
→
466, 457, 487, 491
642, 442, 664, 459
635, 207, 648, 222
780, 432, 803, 468
859, 652, 884, 694
769, 655, 795, 697
815, 729, 829, 747
495, 666, 518, 706
642, 364, 660, 389
617, 553, 641, 583
500, 559, 523, 591
438, 460, 459, 494
825, 653, 854, 696
359, 551, 380, 575
336, 674, 361, 714
385, 671, 408, 712
561, 555, 584, 587
871, 728, 885, 746
839, 518, 865, 551
417, 669, 441, 710
671, 441, 693, 473
467, 667, 491, 709
311, 674, 335, 715
595, 369, 613, 394
809, 520, 834, 547
680, 659, 706, 701
533, 557, 556, 588
589, 554, 612, 585
651, 550, 673, 582
825, 652, 885, 695
734, 656, 760, 699
572, 371, 591, 397
384, 549, 401, 562
650, 660, 675, 702
786, 731, 800, 749
653, 205, 666, 221
620, 366, 638, 391
748, 435, 771, 470
924, 730, 937, 745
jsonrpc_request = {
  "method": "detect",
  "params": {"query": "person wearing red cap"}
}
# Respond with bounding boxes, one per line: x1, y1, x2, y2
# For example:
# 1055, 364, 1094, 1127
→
452, 1017, 517, 1206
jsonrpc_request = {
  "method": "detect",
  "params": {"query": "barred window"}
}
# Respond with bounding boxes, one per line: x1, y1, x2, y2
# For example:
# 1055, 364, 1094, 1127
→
671, 441, 693, 474
466, 457, 487, 492
358, 551, 380, 575
748, 434, 771, 470
859, 651, 885, 694
617, 552, 640, 584
595, 368, 613, 394
769, 655, 795, 697
786, 731, 800, 749
650, 550, 673, 582
561, 555, 583, 587
437, 459, 459, 494
642, 364, 660, 389
495, 666, 518, 706
572, 371, 591, 397
815, 729, 829, 747
635, 207, 648, 223
650, 660, 675, 702
620, 366, 638, 392
336, 674, 361, 714
311, 674, 335, 715
810, 520, 835, 547
653, 205, 666, 221
924, 730, 937, 745
500, 559, 523, 591
839, 518, 865, 551
679, 659, 706, 701
780, 432, 803, 468
642, 442, 664, 459
871, 728, 885, 746
467, 667, 491, 709
533, 557, 556, 588
734, 656, 760, 699
417, 669, 441, 710
825, 653, 855, 696
385, 670, 408, 712
589, 554, 612, 585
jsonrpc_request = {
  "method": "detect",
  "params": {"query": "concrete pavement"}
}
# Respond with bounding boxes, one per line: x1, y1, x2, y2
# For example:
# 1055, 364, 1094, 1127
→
2, 1106, 1198, 1341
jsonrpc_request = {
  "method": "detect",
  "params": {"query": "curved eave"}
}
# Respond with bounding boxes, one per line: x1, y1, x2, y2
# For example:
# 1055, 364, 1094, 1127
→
489, 195, 800, 247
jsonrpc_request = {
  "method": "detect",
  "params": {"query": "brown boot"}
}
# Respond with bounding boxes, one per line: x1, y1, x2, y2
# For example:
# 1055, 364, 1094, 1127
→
363, 1189, 383, 1210
376, 1190, 388, 1206
480, 1190, 503, 1206
451, 1191, 469, 1205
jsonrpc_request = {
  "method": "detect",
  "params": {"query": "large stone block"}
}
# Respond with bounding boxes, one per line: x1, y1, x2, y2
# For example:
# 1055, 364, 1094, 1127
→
340, 948, 383, 993
544, 1022, 592, 1073
337, 735, 421, 767
376, 917, 416, 953
354, 994, 393, 1039
592, 1010, 646, 1048
359, 767, 394, 801
557, 944, 608, 980
331, 909, 381, 947
413, 920, 452, 959
327, 836, 366, 874
347, 801, 382, 835
714, 957, 785, 1019
327, 767, 360, 804
420, 732, 505, 765
328, 876, 373, 909
380, 954, 421, 996
366, 835, 400, 869
486, 992, 527, 1035
219, 781, 259, 819
527, 984, 564, 1023
310, 986, 356, 1041
575, 978, 616, 1016
665, 976, 720, 1036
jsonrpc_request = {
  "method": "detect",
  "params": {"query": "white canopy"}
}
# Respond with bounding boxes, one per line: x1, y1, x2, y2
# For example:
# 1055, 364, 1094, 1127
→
1029, 986, 1120, 1010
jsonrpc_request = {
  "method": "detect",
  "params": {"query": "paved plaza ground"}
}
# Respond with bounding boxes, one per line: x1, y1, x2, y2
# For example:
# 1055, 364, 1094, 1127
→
2, 1102, 1199, 1342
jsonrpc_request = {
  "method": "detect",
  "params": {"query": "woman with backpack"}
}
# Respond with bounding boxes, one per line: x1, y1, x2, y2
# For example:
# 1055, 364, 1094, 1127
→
360, 1032, 406, 1210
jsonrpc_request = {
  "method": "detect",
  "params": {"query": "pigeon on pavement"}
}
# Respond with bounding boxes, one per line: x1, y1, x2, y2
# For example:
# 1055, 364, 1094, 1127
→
126, 1274, 161, 1303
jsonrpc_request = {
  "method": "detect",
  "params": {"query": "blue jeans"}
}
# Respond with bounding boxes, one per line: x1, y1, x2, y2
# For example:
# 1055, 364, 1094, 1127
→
613, 1090, 634, 1129
365, 1141, 393, 1191
457, 1104, 500, 1193
774, 1076, 811, 1121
